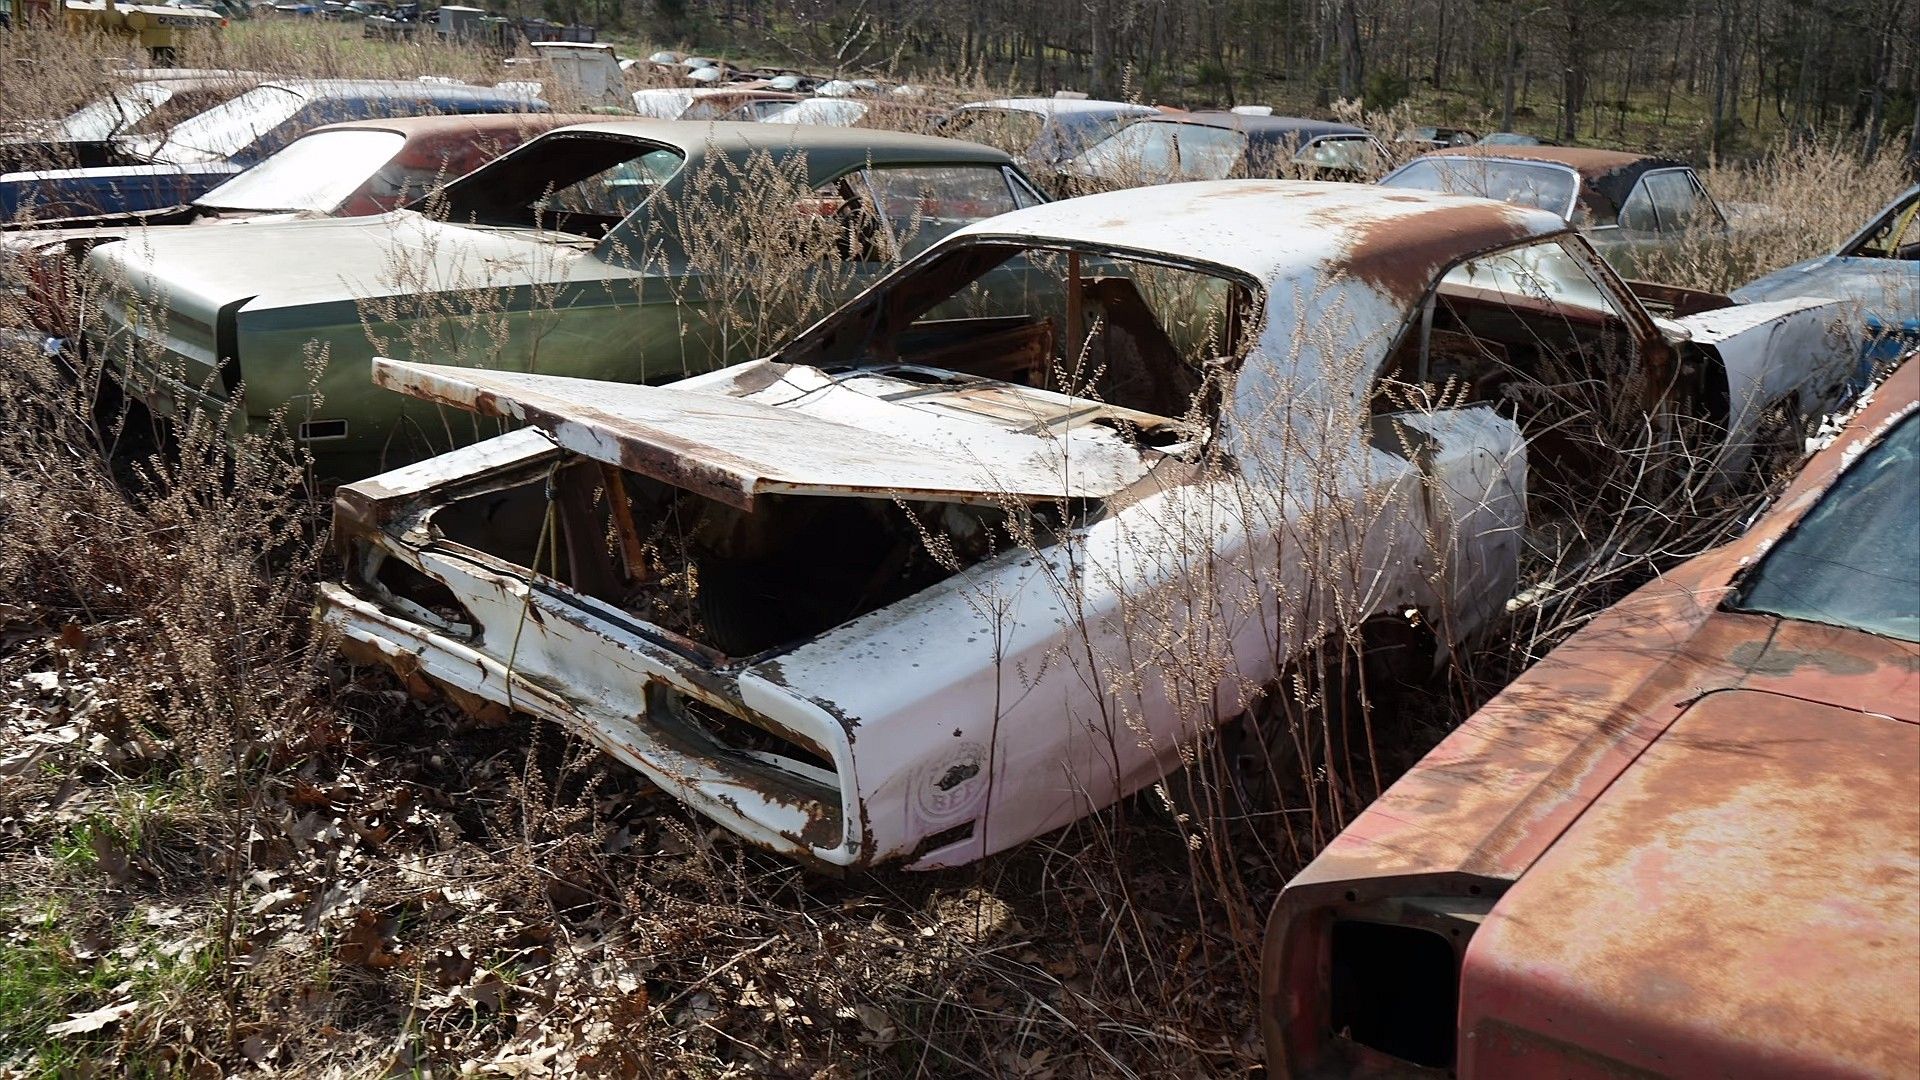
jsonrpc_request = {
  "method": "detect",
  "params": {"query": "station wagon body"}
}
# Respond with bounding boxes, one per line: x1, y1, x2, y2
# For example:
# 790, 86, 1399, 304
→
314, 181, 1857, 871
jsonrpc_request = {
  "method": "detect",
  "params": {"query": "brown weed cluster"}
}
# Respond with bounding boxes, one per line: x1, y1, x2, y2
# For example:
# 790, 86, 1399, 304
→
0, 17, 1911, 1079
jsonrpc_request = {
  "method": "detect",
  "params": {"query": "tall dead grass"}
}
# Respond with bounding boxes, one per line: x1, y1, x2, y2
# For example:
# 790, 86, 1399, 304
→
0, 23, 1903, 1077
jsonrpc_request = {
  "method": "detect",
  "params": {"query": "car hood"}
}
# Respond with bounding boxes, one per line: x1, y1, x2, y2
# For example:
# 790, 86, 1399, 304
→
1458, 686, 1918, 1076
1734, 254, 1920, 328
84, 210, 616, 316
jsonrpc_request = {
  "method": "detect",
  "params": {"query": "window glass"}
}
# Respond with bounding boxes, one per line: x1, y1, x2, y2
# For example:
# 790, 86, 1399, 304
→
763, 99, 868, 126
1164, 125, 1247, 180
1070, 121, 1246, 182
864, 165, 1019, 253
1442, 238, 1624, 318
1381, 157, 1578, 220
1846, 191, 1919, 259
629, 89, 695, 119
196, 128, 405, 212
1294, 135, 1378, 173
727, 98, 798, 122
53, 84, 173, 142
544, 147, 680, 218
1641, 170, 1707, 231
943, 108, 1046, 157
139, 85, 309, 164
1617, 181, 1658, 231
1732, 411, 1919, 642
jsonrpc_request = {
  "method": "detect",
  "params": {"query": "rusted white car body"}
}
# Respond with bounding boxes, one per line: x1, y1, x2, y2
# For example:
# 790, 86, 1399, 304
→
316, 181, 1856, 870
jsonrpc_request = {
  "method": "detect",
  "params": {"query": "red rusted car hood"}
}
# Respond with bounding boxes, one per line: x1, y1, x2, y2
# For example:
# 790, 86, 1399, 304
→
1458, 684, 1919, 1077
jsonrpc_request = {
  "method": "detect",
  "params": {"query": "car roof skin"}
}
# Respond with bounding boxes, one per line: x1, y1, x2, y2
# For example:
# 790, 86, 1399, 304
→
958, 97, 1158, 117
529, 118, 1017, 168
1148, 112, 1368, 143
943, 179, 1563, 298
1421, 144, 1689, 217
301, 112, 610, 140
252, 79, 546, 106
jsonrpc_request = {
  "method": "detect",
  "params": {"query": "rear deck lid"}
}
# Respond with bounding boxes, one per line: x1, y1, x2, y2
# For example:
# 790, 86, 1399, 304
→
1458, 687, 1920, 1077
373, 358, 1163, 510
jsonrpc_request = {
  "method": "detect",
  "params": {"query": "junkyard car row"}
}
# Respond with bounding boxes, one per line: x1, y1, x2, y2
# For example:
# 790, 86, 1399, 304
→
4, 65, 1915, 1078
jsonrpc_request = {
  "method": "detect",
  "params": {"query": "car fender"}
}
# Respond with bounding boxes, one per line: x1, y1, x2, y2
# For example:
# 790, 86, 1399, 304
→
1672, 295, 1854, 439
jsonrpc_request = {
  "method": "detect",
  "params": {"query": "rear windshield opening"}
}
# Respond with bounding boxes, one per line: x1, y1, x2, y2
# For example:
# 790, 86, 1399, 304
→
789, 241, 1260, 431
430, 134, 683, 239
426, 458, 1079, 660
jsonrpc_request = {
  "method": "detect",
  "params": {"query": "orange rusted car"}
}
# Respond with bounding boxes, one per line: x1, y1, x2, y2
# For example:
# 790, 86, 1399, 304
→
1262, 356, 1920, 1078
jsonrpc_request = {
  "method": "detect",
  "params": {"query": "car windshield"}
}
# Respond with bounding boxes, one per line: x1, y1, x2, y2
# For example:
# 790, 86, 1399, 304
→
1383, 157, 1578, 220
1845, 190, 1920, 260
1069, 121, 1245, 182
1731, 410, 1920, 642
763, 99, 868, 126
52, 84, 173, 142
196, 128, 405, 212
141, 85, 309, 164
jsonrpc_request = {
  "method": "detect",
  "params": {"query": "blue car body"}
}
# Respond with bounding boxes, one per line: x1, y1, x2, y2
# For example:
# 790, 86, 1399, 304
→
0, 80, 546, 219
1735, 184, 1919, 370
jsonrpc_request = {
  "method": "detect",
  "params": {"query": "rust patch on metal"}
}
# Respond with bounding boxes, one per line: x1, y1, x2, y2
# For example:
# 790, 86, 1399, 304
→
1317, 200, 1545, 306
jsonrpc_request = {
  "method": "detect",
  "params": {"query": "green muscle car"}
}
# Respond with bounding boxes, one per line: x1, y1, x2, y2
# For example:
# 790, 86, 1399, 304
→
84, 119, 1046, 478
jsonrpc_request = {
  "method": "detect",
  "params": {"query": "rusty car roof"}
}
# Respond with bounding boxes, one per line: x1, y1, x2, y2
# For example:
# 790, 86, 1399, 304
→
1422, 144, 1688, 217
945, 179, 1565, 297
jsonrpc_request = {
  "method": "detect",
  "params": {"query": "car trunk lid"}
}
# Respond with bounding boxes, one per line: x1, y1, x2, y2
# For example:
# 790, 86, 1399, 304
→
372, 358, 1169, 510
1458, 687, 1919, 1077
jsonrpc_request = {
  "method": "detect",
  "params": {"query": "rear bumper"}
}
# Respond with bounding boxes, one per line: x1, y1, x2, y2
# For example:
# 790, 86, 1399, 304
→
316, 580, 859, 868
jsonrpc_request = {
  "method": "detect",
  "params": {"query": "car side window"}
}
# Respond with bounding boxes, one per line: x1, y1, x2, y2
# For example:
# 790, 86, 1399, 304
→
1641, 170, 1709, 232
544, 147, 679, 220
1168, 125, 1247, 179
863, 164, 1020, 255
1618, 181, 1659, 231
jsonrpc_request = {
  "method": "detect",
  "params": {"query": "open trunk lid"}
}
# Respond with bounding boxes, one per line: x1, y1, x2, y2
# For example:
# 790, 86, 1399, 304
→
372, 358, 1165, 510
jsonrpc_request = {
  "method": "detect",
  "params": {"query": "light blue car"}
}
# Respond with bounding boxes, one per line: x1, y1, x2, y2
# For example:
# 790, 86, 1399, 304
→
1735, 185, 1919, 373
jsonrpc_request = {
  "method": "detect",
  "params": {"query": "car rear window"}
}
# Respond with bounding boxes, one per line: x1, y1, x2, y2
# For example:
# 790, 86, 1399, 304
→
1383, 157, 1578, 221
1731, 409, 1920, 642
197, 128, 405, 212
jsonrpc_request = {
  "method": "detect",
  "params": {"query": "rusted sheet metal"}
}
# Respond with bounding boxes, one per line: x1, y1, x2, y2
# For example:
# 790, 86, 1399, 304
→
371, 358, 1157, 510
1263, 358, 1920, 1078
1459, 691, 1919, 1077
947, 180, 1566, 309
1286, 359, 1920, 896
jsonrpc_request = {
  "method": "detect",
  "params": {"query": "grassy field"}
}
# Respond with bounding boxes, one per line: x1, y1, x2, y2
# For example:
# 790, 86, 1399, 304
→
0, 16, 1911, 1079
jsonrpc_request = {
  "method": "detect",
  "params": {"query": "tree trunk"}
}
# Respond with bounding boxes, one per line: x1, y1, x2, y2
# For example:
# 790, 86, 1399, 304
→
1500, 0, 1519, 130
